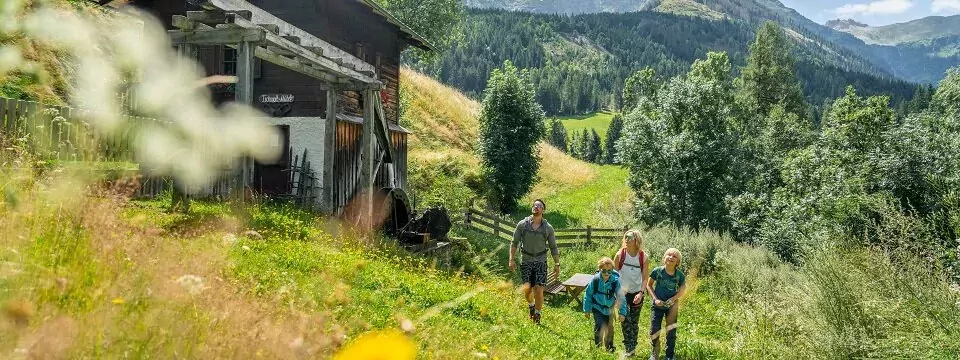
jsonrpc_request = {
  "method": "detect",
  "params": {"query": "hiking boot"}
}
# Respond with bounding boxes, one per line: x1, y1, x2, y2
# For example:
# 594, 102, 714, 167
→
528, 304, 535, 319
532, 312, 541, 325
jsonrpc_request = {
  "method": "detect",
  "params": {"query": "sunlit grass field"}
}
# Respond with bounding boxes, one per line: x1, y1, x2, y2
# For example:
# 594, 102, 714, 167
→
549, 111, 617, 141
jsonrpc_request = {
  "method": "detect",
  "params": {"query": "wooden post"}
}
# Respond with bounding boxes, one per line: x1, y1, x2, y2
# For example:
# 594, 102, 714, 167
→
359, 88, 376, 228
321, 86, 338, 214
586, 225, 592, 245
464, 199, 472, 226
171, 44, 198, 212
236, 40, 255, 197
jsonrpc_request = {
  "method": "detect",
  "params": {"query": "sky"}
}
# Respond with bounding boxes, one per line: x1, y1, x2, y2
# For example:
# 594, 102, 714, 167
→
780, 0, 960, 26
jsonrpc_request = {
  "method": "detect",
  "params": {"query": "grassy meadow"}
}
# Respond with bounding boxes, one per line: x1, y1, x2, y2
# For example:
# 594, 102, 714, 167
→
2, 60, 959, 360
550, 112, 617, 141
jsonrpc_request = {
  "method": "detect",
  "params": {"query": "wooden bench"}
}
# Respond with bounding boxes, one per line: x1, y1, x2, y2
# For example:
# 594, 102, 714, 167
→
544, 271, 565, 296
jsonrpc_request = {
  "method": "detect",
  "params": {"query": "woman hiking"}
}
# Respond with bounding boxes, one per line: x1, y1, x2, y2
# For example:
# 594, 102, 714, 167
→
613, 230, 649, 357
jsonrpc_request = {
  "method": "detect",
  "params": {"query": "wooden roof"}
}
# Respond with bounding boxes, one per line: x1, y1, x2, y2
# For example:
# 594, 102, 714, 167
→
172, 0, 383, 89
355, 0, 434, 51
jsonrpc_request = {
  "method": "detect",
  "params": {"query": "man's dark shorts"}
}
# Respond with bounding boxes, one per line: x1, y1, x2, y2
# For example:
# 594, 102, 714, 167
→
520, 261, 548, 287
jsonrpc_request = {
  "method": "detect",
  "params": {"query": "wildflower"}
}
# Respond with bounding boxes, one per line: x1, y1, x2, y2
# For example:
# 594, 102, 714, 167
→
399, 318, 415, 333
289, 336, 304, 350
331, 330, 415, 360
175, 275, 206, 295
111, 297, 125, 304
222, 233, 237, 246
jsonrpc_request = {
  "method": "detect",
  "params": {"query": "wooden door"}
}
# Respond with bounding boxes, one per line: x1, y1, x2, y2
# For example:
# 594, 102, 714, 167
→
254, 125, 291, 196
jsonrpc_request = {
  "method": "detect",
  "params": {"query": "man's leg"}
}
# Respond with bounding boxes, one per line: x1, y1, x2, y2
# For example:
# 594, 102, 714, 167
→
520, 262, 535, 319
664, 305, 679, 359
649, 308, 665, 360
532, 261, 546, 324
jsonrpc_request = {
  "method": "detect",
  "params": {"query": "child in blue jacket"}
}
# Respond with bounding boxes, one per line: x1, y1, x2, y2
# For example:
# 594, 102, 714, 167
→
583, 256, 628, 353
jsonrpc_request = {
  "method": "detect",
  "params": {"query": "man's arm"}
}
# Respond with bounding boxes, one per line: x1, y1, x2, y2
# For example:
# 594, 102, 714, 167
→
509, 222, 522, 271
547, 225, 560, 270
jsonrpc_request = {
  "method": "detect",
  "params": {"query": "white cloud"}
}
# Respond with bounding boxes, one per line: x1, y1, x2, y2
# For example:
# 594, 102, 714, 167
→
833, 0, 914, 17
932, 0, 960, 13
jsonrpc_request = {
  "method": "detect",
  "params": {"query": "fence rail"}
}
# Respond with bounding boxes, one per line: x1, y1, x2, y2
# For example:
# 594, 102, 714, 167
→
462, 201, 628, 247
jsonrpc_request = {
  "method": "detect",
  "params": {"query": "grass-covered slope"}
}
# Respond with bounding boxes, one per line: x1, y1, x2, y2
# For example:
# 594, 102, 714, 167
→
550, 111, 615, 141
2, 67, 958, 359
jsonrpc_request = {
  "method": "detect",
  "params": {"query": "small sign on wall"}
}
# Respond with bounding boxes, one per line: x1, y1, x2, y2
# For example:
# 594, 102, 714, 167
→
259, 94, 295, 103
259, 94, 294, 117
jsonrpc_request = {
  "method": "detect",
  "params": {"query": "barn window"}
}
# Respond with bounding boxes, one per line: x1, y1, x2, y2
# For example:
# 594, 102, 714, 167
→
223, 47, 237, 75
222, 47, 261, 78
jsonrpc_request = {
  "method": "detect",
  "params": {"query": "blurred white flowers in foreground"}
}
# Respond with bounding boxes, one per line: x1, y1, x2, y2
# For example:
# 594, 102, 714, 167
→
1, 0, 279, 188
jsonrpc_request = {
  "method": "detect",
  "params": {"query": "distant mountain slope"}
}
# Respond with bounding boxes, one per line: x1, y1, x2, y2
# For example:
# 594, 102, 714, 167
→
460, 0, 959, 84
418, 9, 915, 115
827, 15, 960, 46
462, 0, 654, 13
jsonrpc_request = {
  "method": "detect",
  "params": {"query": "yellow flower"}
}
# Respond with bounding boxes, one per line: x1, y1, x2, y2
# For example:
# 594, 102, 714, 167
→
332, 330, 416, 360
111, 297, 125, 304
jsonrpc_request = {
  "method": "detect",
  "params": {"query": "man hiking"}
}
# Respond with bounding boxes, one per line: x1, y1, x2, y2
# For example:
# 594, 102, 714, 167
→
509, 199, 559, 325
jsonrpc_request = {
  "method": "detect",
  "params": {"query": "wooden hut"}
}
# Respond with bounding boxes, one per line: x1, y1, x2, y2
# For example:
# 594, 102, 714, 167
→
122, 0, 430, 217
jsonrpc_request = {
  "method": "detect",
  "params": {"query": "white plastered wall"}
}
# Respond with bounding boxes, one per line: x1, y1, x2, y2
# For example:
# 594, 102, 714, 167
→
263, 117, 326, 208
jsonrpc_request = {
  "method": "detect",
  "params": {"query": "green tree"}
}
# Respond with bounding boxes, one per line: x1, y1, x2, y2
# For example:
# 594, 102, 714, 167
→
735, 21, 807, 118
619, 52, 739, 231
477, 60, 546, 213
588, 129, 603, 163
933, 67, 960, 117
375, 0, 464, 63
622, 68, 659, 113
604, 114, 624, 164
548, 119, 568, 151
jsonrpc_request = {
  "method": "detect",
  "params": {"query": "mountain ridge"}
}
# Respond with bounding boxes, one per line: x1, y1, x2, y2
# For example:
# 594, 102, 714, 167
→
459, 0, 959, 84
826, 14, 960, 46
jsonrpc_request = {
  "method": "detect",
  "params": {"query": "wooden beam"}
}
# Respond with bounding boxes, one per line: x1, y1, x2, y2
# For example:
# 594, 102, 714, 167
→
253, 46, 338, 84
257, 23, 280, 34
265, 45, 294, 57
188, 0, 377, 74
168, 28, 266, 45
373, 94, 394, 163
234, 10, 252, 20
171, 15, 196, 30
282, 35, 300, 45
218, 19, 378, 85
186, 10, 228, 24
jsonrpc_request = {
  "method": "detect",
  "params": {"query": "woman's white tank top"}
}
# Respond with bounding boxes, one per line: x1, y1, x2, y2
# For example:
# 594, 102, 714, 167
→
619, 249, 645, 294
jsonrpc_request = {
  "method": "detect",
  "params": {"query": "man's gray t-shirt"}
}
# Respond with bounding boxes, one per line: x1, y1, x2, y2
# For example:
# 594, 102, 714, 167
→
511, 216, 559, 264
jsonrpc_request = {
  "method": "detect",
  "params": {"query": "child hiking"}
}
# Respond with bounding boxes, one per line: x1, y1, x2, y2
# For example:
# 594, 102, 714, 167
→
613, 230, 649, 357
509, 199, 559, 325
583, 257, 628, 353
646, 248, 686, 360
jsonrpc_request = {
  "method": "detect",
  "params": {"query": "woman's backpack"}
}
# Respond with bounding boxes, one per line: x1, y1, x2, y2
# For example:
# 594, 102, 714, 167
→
615, 248, 645, 271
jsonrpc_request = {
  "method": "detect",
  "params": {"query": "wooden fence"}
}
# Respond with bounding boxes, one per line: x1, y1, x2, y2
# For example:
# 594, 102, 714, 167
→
0, 96, 237, 199
0, 97, 167, 163
462, 202, 628, 247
